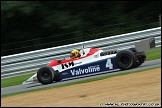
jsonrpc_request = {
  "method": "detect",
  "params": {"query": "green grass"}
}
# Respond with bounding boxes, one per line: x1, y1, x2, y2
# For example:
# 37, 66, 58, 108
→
1, 66, 160, 98
1, 48, 161, 88
145, 48, 161, 61
1, 73, 34, 88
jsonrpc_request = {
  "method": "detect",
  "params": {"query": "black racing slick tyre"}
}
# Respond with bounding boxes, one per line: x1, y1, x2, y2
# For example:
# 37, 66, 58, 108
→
116, 50, 137, 70
129, 48, 138, 53
37, 66, 55, 85
134, 62, 143, 68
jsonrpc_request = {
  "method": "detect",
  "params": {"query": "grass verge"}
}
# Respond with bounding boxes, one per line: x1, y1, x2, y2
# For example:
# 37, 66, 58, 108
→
145, 48, 161, 61
1, 66, 160, 98
1, 73, 34, 88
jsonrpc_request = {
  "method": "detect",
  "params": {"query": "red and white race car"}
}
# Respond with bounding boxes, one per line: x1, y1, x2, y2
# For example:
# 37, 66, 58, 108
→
23, 47, 146, 85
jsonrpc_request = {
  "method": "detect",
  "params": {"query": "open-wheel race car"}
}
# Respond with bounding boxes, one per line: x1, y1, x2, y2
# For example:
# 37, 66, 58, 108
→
23, 46, 146, 85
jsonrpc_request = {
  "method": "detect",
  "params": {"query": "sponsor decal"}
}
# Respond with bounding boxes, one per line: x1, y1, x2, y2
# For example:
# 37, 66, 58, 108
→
61, 62, 74, 69
74, 62, 82, 65
62, 72, 68, 75
70, 65, 100, 76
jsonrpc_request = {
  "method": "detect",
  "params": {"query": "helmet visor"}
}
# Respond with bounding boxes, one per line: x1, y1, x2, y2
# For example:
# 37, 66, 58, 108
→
70, 53, 75, 58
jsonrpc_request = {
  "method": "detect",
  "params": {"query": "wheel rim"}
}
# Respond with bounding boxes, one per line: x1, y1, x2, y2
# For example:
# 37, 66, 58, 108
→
41, 71, 50, 80
120, 55, 130, 65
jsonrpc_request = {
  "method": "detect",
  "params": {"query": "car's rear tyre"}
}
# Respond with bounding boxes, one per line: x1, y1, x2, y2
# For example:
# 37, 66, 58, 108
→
37, 66, 60, 85
129, 48, 138, 53
134, 62, 143, 67
116, 50, 137, 70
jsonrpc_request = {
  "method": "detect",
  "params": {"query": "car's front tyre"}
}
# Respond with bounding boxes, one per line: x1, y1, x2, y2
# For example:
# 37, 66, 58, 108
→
37, 66, 55, 85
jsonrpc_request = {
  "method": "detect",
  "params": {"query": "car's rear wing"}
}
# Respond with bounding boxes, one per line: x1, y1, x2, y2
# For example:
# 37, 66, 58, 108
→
135, 37, 155, 52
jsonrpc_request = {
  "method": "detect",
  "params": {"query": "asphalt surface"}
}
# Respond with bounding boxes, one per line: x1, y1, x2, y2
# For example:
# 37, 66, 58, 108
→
1, 59, 161, 96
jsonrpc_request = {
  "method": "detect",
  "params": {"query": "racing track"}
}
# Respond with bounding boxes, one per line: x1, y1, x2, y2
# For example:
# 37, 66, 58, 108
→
1, 59, 161, 96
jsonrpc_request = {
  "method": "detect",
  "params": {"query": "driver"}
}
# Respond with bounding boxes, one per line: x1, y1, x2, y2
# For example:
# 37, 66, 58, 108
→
70, 49, 81, 59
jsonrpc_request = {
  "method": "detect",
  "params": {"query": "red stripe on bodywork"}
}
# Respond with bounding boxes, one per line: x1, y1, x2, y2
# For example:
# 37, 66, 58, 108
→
47, 48, 99, 67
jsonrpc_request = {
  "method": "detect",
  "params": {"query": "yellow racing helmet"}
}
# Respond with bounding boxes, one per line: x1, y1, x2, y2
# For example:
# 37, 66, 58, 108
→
70, 49, 80, 59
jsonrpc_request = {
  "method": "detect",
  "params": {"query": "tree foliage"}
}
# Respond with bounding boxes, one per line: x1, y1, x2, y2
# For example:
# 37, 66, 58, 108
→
1, 1, 161, 56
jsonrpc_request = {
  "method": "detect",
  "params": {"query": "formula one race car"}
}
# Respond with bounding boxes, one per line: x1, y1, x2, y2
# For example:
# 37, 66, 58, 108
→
22, 47, 146, 85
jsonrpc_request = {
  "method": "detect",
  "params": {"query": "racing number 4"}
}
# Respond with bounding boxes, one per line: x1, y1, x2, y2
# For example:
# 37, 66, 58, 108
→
106, 59, 113, 69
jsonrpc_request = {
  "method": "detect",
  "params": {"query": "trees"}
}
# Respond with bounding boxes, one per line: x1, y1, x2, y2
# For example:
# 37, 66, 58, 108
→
1, 1, 161, 56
